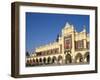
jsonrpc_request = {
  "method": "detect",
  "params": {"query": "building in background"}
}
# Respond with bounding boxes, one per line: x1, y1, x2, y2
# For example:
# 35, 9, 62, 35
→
26, 22, 89, 66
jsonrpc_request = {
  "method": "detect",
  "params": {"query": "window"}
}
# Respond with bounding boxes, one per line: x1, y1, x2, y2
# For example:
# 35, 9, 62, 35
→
64, 39, 71, 49
75, 40, 84, 49
64, 36, 72, 49
87, 42, 89, 49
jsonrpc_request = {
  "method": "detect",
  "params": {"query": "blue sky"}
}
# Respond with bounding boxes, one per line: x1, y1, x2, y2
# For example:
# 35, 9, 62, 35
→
26, 12, 89, 54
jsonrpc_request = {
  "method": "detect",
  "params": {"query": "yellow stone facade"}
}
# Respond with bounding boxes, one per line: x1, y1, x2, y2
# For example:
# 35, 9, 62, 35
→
26, 22, 90, 66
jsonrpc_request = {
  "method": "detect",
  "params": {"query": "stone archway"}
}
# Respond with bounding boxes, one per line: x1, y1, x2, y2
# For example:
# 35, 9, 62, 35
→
28, 59, 33, 65
52, 56, 57, 64
26, 60, 30, 66
65, 54, 72, 64
43, 57, 46, 64
34, 59, 36, 65
36, 58, 39, 65
32, 59, 35, 65
75, 53, 83, 63
36, 58, 38, 63
39, 58, 42, 64
33, 59, 35, 62
47, 57, 51, 64
58, 55, 63, 64
84, 52, 90, 63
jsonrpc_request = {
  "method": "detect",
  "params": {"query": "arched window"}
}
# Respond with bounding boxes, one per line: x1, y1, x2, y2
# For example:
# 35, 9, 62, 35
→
47, 57, 51, 64
39, 58, 42, 62
52, 56, 57, 64
36, 58, 38, 63
84, 52, 89, 63
65, 54, 72, 64
75, 53, 83, 63
58, 55, 63, 64
43, 57, 46, 64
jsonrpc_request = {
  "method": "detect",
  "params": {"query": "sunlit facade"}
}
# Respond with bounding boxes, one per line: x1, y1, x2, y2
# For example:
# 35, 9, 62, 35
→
26, 22, 90, 66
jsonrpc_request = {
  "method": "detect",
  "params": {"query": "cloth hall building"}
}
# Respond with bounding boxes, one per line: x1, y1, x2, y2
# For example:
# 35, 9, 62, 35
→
26, 22, 90, 66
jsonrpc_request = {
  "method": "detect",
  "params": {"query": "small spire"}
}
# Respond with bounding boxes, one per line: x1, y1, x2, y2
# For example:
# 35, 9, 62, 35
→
63, 22, 71, 29
83, 25, 86, 32
83, 25, 86, 29
65, 22, 70, 28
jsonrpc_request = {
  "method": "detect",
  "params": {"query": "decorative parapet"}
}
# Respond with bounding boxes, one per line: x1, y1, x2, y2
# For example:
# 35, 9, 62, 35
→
35, 41, 59, 50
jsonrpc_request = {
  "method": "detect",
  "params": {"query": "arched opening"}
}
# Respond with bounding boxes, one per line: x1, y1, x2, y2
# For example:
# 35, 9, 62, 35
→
30, 59, 33, 63
52, 56, 57, 64
36, 58, 38, 63
47, 57, 51, 64
65, 54, 72, 64
35, 58, 39, 65
58, 55, 63, 64
39, 58, 42, 62
33, 59, 35, 62
28, 59, 33, 65
26, 60, 30, 65
39, 58, 42, 65
32, 59, 35, 65
75, 53, 83, 63
34, 59, 36, 65
43, 57, 46, 64
84, 52, 90, 63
